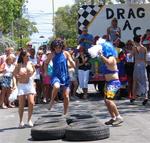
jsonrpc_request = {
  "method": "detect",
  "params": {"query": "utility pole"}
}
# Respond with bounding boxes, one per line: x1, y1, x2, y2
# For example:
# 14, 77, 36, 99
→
91, 0, 94, 4
11, 21, 14, 40
0, 30, 2, 39
52, 0, 55, 36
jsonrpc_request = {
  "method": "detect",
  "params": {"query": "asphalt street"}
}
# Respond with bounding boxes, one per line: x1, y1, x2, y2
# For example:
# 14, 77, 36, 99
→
0, 94, 150, 143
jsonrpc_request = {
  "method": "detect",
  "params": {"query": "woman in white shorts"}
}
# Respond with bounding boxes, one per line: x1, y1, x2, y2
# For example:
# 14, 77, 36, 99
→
13, 50, 36, 128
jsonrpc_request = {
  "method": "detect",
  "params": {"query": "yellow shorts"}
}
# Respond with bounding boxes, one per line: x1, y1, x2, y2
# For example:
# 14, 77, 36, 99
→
104, 79, 121, 100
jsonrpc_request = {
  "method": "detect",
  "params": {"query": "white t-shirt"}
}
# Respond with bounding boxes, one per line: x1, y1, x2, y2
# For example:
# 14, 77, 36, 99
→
4, 63, 15, 77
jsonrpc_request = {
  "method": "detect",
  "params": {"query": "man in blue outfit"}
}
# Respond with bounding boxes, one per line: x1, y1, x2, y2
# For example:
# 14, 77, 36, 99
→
78, 27, 93, 50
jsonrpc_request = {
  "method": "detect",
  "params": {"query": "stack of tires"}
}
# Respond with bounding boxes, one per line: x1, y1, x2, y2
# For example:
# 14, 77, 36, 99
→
31, 112, 110, 141
31, 112, 67, 140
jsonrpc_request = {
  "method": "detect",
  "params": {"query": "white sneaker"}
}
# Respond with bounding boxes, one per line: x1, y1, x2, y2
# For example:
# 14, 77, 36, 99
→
112, 117, 123, 126
62, 114, 69, 118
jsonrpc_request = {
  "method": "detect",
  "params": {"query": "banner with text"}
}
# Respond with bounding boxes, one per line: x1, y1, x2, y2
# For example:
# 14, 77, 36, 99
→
88, 4, 150, 42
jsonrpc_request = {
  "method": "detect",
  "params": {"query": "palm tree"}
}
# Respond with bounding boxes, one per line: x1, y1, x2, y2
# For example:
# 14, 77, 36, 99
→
0, 37, 16, 54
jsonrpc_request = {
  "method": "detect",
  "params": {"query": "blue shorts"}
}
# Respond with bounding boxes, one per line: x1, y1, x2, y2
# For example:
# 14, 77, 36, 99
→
1, 76, 12, 88
51, 77, 70, 88
104, 79, 121, 100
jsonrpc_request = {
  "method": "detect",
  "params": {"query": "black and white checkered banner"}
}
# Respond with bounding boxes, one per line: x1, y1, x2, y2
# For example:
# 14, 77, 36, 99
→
78, 5, 103, 34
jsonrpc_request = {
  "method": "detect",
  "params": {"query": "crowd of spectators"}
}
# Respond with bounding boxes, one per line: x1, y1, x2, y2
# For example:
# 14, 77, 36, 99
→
0, 17, 150, 127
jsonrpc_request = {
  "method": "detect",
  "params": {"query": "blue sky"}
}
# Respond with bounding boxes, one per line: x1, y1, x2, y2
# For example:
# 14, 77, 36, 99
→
26, 0, 75, 40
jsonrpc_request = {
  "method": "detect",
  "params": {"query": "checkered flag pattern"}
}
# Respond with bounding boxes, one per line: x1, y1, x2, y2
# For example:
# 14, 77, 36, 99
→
78, 5, 101, 34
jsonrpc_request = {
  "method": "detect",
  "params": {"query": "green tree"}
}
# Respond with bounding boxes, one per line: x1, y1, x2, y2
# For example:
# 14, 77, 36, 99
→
13, 18, 38, 47
0, 0, 25, 33
0, 0, 38, 48
55, 4, 78, 47
0, 37, 16, 53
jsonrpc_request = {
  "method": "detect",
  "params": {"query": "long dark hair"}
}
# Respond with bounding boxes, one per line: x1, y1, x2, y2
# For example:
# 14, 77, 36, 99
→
17, 50, 28, 64
133, 35, 141, 43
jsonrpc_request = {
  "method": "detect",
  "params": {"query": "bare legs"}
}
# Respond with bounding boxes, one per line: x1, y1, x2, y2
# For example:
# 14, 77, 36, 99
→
104, 98, 123, 125
63, 88, 70, 115
0, 87, 11, 108
18, 96, 25, 126
49, 82, 60, 111
70, 80, 78, 97
105, 98, 120, 118
49, 82, 70, 115
27, 94, 35, 124
127, 76, 133, 99
43, 84, 51, 103
18, 94, 35, 127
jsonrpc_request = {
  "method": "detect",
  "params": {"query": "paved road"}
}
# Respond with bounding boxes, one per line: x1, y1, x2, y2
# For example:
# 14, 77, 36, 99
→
0, 95, 150, 143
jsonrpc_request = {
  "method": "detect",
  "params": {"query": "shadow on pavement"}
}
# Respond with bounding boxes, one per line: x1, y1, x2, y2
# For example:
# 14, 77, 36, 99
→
0, 127, 19, 132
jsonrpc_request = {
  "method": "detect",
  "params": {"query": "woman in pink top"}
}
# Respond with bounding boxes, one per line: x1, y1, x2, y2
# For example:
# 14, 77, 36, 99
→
42, 51, 53, 103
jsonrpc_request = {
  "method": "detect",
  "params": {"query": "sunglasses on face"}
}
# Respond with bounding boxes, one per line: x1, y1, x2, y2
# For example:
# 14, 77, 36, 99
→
55, 46, 62, 49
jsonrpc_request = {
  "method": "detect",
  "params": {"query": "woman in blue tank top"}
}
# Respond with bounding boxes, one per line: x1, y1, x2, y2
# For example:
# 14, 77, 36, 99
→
49, 39, 75, 115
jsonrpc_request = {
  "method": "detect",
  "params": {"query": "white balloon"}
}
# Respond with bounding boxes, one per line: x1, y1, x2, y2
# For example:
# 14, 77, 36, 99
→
96, 38, 106, 45
88, 45, 102, 58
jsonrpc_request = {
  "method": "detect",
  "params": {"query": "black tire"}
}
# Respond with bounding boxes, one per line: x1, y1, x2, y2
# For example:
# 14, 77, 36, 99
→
66, 116, 98, 125
69, 119, 102, 127
41, 112, 63, 118
65, 123, 110, 141
31, 122, 68, 141
66, 113, 95, 124
34, 117, 66, 126
69, 113, 93, 119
